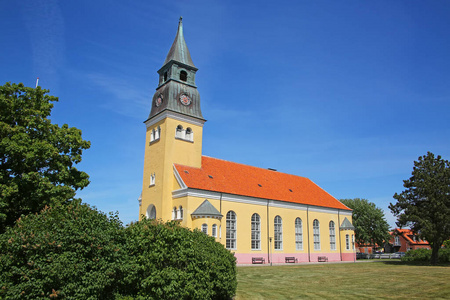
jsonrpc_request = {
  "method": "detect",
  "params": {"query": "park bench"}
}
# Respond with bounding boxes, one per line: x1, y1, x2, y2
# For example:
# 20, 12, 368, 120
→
285, 257, 297, 263
252, 257, 265, 264
318, 256, 328, 262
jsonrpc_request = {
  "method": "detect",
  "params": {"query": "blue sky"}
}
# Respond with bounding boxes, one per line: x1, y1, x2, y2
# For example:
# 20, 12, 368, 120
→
2, 0, 449, 228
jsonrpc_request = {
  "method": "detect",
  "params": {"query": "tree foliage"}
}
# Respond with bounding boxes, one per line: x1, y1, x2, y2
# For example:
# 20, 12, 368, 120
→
0, 203, 237, 299
0, 201, 126, 299
340, 198, 391, 249
0, 82, 90, 233
390, 152, 450, 264
120, 218, 237, 299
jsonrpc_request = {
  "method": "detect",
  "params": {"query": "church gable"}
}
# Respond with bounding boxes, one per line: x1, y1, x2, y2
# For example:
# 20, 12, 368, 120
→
174, 156, 350, 211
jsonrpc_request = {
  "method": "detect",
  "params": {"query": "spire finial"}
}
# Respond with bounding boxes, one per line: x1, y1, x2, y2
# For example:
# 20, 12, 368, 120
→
179, 16, 183, 24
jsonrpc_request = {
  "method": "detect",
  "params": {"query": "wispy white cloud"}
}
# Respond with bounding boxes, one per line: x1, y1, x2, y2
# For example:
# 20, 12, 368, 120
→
20, 0, 65, 87
85, 72, 150, 118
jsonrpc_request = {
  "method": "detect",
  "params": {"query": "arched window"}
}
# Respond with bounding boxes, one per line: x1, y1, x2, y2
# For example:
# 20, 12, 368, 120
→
172, 207, 177, 220
352, 234, 355, 250
394, 236, 400, 246
185, 127, 193, 141
212, 224, 217, 237
274, 216, 282, 250
313, 219, 320, 250
329, 221, 336, 250
176, 125, 184, 139
150, 129, 155, 142
180, 70, 187, 82
178, 206, 183, 220
146, 205, 156, 219
202, 223, 208, 234
150, 173, 155, 186
346, 234, 350, 250
155, 126, 160, 140
295, 218, 303, 250
251, 213, 260, 250
226, 211, 236, 249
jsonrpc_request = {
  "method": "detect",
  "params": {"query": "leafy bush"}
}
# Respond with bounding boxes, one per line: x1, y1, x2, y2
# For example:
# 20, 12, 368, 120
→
402, 248, 431, 262
0, 203, 237, 299
0, 201, 126, 299
402, 248, 450, 263
120, 218, 237, 299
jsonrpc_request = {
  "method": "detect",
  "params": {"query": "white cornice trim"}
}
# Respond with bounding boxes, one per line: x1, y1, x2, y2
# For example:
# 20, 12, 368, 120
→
173, 166, 187, 189
145, 110, 206, 128
171, 188, 350, 214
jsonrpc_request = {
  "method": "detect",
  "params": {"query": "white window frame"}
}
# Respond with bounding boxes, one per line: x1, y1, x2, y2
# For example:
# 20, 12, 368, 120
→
313, 219, 320, 250
346, 234, 350, 250
274, 215, 283, 250
226, 211, 237, 250
212, 224, 217, 237
202, 223, 208, 235
329, 221, 336, 251
295, 217, 303, 250
251, 213, 261, 250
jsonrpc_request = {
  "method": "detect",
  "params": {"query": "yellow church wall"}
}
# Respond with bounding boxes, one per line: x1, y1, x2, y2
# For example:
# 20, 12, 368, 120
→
174, 194, 356, 264
140, 116, 204, 222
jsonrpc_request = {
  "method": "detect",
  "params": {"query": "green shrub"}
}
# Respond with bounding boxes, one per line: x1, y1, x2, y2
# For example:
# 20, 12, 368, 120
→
438, 248, 450, 262
120, 218, 237, 299
0, 201, 126, 299
402, 248, 431, 262
402, 248, 450, 263
0, 204, 237, 299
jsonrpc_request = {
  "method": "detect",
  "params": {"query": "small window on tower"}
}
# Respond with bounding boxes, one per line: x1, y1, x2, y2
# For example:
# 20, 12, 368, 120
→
180, 70, 187, 82
164, 71, 168, 82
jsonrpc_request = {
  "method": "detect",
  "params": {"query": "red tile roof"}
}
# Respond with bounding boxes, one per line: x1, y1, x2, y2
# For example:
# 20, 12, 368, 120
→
391, 229, 429, 245
174, 156, 351, 210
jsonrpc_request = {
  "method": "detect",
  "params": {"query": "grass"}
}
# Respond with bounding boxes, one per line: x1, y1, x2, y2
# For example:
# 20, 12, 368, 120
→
235, 260, 450, 299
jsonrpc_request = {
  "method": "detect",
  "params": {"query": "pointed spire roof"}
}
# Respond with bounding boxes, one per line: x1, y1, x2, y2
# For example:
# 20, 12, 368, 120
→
163, 17, 196, 69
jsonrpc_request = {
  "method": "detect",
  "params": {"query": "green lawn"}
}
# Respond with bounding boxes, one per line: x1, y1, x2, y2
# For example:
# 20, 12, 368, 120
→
236, 261, 450, 299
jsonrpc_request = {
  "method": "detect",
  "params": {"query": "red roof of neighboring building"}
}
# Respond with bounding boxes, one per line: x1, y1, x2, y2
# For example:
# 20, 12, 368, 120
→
391, 229, 429, 245
174, 156, 351, 210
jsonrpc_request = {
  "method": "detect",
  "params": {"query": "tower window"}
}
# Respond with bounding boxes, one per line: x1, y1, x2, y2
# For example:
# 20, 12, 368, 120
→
164, 71, 168, 82
146, 204, 156, 219
172, 207, 177, 220
149, 173, 156, 186
178, 205, 183, 220
180, 70, 187, 82
175, 125, 194, 142
150, 126, 161, 144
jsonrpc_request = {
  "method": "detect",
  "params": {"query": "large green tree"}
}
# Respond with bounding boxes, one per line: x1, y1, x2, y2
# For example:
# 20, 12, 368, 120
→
0, 82, 90, 233
390, 152, 450, 264
340, 198, 391, 250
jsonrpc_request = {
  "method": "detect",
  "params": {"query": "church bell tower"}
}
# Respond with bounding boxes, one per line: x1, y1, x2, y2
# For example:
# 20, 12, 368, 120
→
139, 17, 206, 221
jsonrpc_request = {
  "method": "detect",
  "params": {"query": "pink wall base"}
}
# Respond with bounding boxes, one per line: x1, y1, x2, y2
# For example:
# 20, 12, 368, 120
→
234, 252, 356, 264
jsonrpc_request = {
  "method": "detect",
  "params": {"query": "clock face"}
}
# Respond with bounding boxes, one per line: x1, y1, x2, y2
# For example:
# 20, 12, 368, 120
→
155, 94, 163, 107
179, 94, 191, 106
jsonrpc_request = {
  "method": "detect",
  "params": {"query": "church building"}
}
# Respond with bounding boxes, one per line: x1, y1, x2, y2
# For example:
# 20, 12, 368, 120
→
139, 18, 356, 264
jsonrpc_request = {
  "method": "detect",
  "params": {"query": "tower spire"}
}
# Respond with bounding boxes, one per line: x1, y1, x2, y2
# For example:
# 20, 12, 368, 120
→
163, 16, 196, 68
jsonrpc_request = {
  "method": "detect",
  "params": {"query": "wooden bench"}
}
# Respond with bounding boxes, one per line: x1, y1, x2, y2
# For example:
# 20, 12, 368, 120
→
285, 257, 297, 263
252, 257, 265, 264
318, 256, 328, 262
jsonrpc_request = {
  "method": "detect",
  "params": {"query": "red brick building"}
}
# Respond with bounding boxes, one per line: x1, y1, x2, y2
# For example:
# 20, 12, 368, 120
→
389, 228, 430, 252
